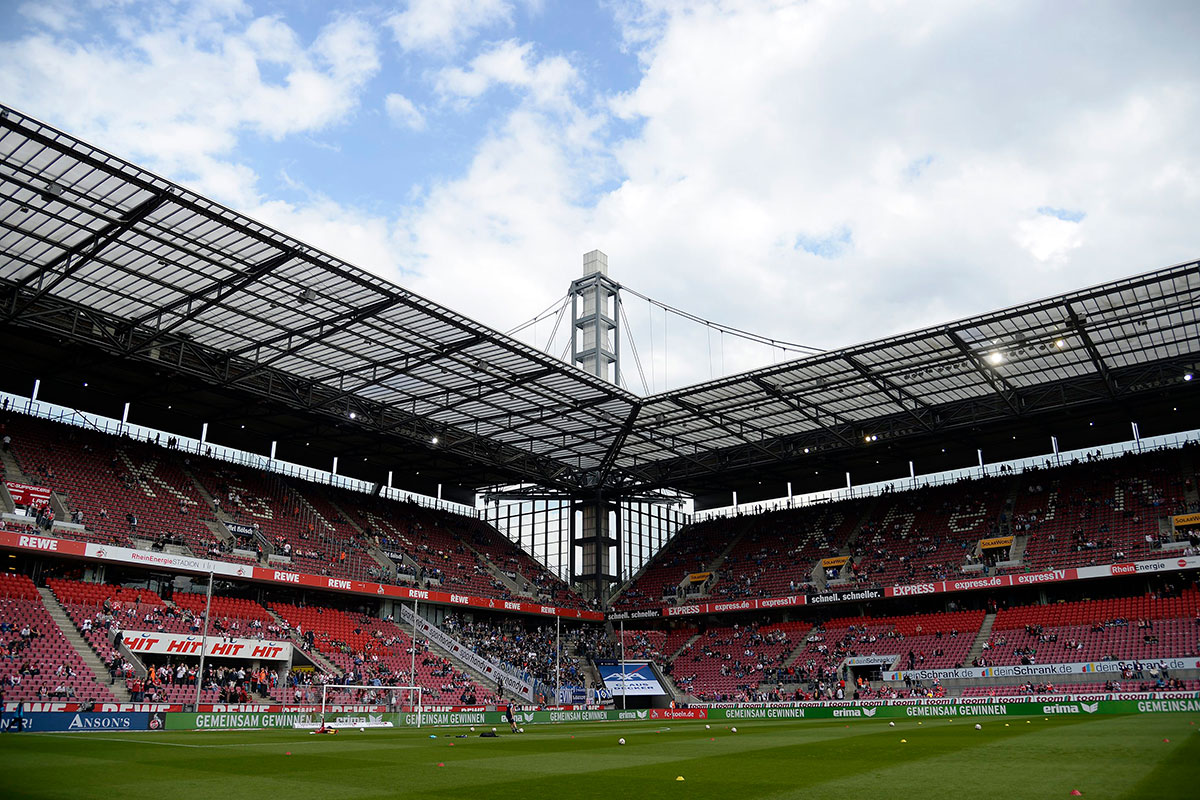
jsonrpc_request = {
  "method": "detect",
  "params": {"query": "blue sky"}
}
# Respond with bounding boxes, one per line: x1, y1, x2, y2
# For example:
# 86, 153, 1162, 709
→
2, 0, 1199, 392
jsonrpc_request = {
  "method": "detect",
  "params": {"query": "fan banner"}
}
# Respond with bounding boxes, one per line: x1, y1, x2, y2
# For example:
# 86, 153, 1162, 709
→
4, 481, 51, 507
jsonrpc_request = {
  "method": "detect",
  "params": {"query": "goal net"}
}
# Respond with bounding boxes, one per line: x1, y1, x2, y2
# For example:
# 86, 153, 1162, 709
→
291, 684, 422, 730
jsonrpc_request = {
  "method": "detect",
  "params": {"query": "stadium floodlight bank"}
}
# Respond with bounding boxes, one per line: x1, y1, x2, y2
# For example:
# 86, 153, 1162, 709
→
291, 685, 421, 730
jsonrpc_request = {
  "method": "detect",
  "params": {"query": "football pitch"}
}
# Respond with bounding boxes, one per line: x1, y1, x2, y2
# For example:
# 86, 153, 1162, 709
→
1, 714, 1197, 800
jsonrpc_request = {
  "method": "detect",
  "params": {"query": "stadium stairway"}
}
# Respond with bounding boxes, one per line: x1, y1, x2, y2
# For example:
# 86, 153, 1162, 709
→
37, 587, 132, 703
183, 468, 243, 533
202, 519, 239, 552
669, 633, 701, 661
819, 494, 884, 586
1182, 447, 1199, 508
263, 607, 342, 676
964, 611, 998, 665
0, 444, 38, 516
690, 532, 750, 599
780, 634, 820, 674
1008, 533, 1029, 565
322, 497, 395, 576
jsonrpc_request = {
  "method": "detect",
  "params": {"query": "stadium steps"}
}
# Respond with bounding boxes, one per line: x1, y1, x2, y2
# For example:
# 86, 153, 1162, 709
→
780, 636, 818, 671
608, 519, 701, 604
37, 587, 132, 703
964, 611, 997, 664
183, 468, 245, 532
183, 468, 240, 527
690, 530, 750, 599
323, 497, 395, 575
202, 518, 237, 548
668, 633, 700, 661
0, 445, 36, 513
811, 494, 883, 588
1008, 533, 1029, 564
1181, 447, 1199, 508
655, 668, 689, 703
461, 539, 529, 598
263, 607, 341, 675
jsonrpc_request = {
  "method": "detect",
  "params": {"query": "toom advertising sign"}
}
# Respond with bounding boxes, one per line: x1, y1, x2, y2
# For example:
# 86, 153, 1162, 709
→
121, 631, 291, 660
4, 481, 51, 507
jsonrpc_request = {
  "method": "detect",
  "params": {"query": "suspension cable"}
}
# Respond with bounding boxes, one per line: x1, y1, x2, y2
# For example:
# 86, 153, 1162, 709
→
616, 282, 823, 355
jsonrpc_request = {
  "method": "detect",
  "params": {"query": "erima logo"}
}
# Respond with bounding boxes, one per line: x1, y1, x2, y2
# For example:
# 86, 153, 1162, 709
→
636, 710, 648, 719
521, 713, 536, 723
1080, 702, 1098, 714
862, 707, 877, 717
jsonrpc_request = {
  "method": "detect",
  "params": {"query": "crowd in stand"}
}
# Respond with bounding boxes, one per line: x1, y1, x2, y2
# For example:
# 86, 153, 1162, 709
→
124, 661, 277, 702
440, 613, 606, 694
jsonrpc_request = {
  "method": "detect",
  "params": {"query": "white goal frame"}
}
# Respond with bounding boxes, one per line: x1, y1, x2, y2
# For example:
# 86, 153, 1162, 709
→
296, 684, 423, 729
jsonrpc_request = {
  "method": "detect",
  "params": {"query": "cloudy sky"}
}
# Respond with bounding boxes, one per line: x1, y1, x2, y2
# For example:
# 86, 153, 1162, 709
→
1, 0, 1197, 393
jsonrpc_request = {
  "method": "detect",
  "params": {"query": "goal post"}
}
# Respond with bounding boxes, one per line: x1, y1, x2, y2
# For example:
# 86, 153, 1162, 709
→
291, 684, 422, 730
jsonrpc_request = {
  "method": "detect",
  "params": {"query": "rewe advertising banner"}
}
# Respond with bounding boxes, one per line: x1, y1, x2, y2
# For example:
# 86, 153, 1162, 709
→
0, 529, 603, 621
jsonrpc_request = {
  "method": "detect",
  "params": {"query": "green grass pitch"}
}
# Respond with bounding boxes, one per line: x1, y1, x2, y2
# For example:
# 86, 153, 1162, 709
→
1, 714, 1197, 799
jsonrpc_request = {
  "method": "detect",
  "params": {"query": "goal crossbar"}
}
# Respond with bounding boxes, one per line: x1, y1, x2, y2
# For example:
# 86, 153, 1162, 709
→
292, 684, 422, 729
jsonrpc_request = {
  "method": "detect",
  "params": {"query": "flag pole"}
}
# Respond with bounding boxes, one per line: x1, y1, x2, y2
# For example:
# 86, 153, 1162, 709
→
193, 569, 214, 709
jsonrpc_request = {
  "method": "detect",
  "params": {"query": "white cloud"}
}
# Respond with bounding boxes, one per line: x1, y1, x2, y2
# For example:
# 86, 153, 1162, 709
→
387, 0, 513, 54
0, 7, 380, 204
436, 40, 578, 109
385, 93, 426, 130
391, 0, 1200, 390
17, 0, 82, 32
1015, 215, 1085, 264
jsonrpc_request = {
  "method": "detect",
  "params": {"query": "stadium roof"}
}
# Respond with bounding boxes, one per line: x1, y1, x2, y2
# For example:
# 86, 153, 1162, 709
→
1, 103, 1197, 499
0, 104, 637, 492
620, 263, 1200, 493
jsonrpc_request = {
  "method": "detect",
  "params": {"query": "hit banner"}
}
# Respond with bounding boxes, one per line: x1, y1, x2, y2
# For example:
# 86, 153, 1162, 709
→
121, 631, 292, 660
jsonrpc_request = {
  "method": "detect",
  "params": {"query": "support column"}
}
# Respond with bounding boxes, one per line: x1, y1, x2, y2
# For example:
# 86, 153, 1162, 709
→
572, 495, 618, 603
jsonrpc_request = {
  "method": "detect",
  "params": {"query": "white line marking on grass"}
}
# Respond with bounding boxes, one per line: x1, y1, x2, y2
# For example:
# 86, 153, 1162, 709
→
33, 734, 320, 749
36, 734, 209, 748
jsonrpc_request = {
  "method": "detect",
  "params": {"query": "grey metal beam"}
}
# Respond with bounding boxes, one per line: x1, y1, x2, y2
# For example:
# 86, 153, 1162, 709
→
947, 330, 1024, 417
1065, 304, 1118, 398
6, 192, 168, 320
842, 354, 936, 432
